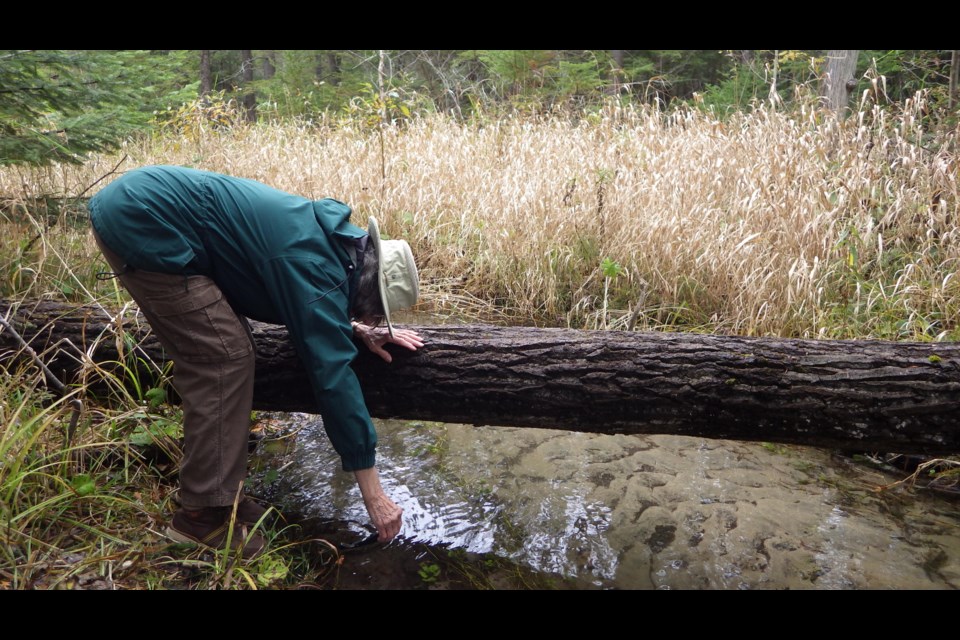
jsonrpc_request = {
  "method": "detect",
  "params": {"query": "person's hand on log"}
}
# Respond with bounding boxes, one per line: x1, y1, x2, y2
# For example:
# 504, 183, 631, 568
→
352, 321, 424, 363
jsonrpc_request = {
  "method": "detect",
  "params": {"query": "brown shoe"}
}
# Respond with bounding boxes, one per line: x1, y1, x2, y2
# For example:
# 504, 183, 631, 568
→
171, 491, 277, 527
236, 497, 277, 527
165, 507, 266, 560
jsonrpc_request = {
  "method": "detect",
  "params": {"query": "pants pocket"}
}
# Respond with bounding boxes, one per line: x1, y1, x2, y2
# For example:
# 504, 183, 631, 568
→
142, 277, 253, 363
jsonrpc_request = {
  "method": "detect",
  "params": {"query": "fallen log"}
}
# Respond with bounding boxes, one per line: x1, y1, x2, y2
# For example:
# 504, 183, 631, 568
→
2, 299, 959, 454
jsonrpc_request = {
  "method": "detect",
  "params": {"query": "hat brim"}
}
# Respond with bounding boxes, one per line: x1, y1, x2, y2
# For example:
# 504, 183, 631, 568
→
367, 216, 395, 338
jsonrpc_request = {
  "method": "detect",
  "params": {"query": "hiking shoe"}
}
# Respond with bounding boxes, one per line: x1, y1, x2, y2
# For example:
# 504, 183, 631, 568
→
236, 497, 275, 527
165, 507, 266, 560
171, 491, 277, 527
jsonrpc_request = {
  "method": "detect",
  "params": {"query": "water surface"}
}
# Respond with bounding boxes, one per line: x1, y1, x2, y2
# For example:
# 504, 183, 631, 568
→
253, 414, 960, 589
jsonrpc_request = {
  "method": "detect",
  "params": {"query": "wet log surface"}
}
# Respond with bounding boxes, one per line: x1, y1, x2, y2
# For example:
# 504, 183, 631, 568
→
3, 299, 959, 454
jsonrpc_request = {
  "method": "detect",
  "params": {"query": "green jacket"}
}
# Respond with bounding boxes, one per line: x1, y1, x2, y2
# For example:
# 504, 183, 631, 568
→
89, 165, 376, 471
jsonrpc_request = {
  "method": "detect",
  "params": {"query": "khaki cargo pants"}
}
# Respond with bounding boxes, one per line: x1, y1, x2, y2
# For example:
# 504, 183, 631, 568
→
94, 230, 256, 509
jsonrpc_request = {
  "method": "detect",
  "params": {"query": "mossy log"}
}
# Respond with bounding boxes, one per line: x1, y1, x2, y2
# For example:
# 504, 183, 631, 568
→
2, 299, 959, 454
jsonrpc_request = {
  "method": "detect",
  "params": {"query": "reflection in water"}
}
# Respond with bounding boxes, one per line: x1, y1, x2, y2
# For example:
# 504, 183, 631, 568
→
815, 504, 855, 589
254, 414, 960, 589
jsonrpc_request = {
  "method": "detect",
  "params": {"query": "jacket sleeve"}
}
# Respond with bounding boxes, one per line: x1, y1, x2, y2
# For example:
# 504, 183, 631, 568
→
261, 255, 377, 472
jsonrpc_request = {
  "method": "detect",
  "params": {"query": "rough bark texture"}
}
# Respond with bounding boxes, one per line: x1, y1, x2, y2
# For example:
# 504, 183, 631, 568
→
199, 50, 212, 97
609, 50, 624, 94
821, 50, 859, 112
2, 300, 959, 455
950, 49, 959, 110
240, 49, 257, 124
261, 50, 276, 80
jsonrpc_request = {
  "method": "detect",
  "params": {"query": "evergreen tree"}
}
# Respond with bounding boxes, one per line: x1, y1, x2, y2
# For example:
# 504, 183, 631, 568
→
0, 50, 191, 166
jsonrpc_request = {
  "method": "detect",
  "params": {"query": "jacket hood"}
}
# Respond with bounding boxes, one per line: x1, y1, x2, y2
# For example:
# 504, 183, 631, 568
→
313, 198, 367, 242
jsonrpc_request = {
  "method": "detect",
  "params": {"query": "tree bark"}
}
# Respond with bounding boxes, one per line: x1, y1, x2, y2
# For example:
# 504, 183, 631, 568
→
821, 50, 859, 113
240, 49, 257, 123
261, 50, 276, 80
260, 49, 277, 80
317, 51, 340, 85
609, 50, 624, 95
378, 50, 388, 125
199, 50, 212, 97
949, 50, 959, 110
2, 300, 959, 455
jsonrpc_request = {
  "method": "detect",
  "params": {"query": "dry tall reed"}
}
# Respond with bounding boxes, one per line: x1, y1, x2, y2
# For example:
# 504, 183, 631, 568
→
2, 97, 956, 339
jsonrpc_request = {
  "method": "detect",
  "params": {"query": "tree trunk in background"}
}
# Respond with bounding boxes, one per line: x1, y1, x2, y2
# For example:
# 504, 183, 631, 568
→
950, 50, 959, 110
261, 50, 276, 80
240, 49, 257, 123
821, 50, 859, 113
199, 50, 212, 97
318, 51, 340, 85
610, 50, 624, 94
3, 300, 960, 456
378, 50, 388, 124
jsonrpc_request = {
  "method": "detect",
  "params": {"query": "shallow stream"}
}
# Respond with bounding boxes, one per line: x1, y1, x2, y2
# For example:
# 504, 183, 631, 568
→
251, 414, 960, 590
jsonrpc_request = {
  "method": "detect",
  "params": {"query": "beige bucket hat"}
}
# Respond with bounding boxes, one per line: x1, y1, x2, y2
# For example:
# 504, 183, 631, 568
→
367, 217, 419, 337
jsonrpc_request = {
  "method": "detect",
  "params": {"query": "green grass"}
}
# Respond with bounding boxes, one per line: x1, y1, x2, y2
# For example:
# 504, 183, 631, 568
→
0, 358, 344, 590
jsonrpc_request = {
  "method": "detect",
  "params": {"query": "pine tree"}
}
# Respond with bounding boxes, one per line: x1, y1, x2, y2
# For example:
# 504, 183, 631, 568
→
0, 50, 158, 166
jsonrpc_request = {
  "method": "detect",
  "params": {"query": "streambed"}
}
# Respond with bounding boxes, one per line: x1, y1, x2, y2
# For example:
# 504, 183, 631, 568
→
251, 414, 960, 589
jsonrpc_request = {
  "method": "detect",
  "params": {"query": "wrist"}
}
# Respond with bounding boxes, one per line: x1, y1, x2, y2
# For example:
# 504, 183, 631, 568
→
354, 467, 383, 500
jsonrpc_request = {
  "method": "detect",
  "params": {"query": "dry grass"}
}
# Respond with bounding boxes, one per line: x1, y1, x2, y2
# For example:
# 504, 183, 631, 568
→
2, 98, 958, 588
2, 96, 957, 339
